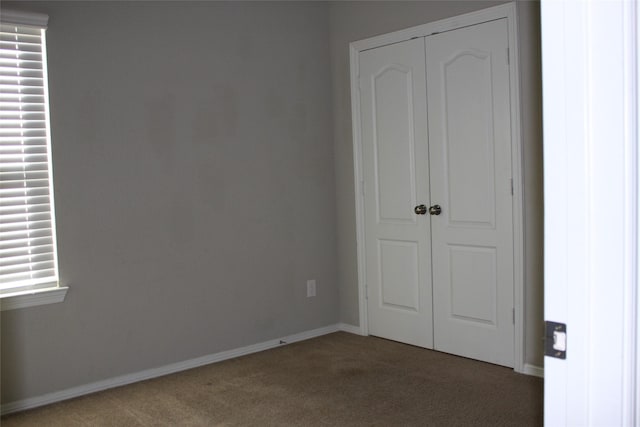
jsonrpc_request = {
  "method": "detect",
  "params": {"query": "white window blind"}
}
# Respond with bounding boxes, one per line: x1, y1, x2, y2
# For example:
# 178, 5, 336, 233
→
0, 15, 60, 295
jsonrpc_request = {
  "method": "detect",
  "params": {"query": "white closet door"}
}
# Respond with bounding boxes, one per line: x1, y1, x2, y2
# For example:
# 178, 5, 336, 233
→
358, 38, 433, 348
426, 18, 515, 367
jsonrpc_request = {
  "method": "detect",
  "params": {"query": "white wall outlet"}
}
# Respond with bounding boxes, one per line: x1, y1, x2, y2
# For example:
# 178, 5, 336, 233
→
306, 279, 316, 297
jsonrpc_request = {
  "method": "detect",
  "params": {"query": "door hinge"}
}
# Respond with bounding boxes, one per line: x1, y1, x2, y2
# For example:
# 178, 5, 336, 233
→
512, 308, 515, 324
510, 178, 514, 196
364, 284, 369, 300
506, 48, 510, 65
544, 321, 567, 359
360, 180, 366, 197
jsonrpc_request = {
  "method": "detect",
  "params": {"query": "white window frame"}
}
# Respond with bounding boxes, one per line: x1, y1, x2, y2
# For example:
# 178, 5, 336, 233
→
0, 10, 67, 311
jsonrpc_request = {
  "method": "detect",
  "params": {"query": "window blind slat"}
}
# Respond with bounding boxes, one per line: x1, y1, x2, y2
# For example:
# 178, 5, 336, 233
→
0, 217, 51, 230
0, 149, 48, 157
0, 203, 51, 216
0, 268, 56, 285
0, 33, 42, 42
0, 255, 55, 274
0, 129, 46, 137
0, 147, 47, 157
0, 162, 50, 172
0, 23, 43, 34
0, 255, 54, 269
0, 55, 43, 63
0, 194, 51, 207
0, 27, 42, 38
0, 105, 45, 113
0, 130, 47, 136
0, 42, 42, 54
0, 25, 42, 35
0, 115, 46, 124
0, 192, 51, 204
0, 254, 54, 270
0, 244, 53, 259
0, 136, 47, 144
0, 171, 49, 182
0, 59, 44, 69
0, 185, 50, 197
0, 236, 53, 251
0, 225, 52, 239
0, 161, 49, 171
0, 105, 45, 114
0, 52, 42, 62
0, 61, 43, 70
0, 204, 52, 214
0, 95, 46, 104
0, 48, 42, 57
0, 133, 48, 140
1, 151, 48, 160
1, 210, 50, 223
0, 28, 40, 37
0, 84, 45, 94
0, 177, 49, 188
0, 73, 44, 81
0, 246, 55, 259
0, 277, 56, 292
0, 78, 44, 87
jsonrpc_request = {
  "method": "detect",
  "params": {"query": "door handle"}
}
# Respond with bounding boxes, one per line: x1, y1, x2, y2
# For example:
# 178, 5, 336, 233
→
414, 204, 427, 215
429, 205, 442, 215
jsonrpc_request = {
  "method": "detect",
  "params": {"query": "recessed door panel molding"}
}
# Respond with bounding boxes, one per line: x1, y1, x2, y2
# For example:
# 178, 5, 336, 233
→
371, 65, 417, 224
442, 49, 496, 228
378, 239, 420, 312
448, 245, 497, 326
351, 3, 524, 371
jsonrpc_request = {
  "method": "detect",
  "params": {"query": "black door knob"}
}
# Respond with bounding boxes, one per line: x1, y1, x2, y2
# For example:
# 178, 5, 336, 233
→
414, 204, 427, 215
429, 205, 442, 215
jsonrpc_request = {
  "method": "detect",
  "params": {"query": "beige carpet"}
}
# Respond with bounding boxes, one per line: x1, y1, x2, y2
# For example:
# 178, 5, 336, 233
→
2, 332, 543, 426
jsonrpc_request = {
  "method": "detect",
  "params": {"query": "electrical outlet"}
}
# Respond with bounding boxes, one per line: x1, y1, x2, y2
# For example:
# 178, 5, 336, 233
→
306, 279, 316, 297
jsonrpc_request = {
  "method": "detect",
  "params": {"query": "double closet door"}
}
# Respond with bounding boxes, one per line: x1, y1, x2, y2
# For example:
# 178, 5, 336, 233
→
358, 18, 515, 367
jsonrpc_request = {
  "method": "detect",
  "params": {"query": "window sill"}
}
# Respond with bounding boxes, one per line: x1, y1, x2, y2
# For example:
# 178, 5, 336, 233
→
0, 286, 69, 311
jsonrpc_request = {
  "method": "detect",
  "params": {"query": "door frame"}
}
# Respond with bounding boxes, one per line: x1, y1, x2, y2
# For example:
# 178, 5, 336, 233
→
541, 0, 638, 422
349, 2, 527, 373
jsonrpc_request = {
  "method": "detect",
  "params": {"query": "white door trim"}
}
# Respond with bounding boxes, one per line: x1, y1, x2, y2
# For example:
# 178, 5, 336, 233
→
349, 2, 526, 373
541, 0, 638, 423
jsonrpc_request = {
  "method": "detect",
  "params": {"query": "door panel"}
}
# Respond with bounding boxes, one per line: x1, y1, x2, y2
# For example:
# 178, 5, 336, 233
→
427, 19, 515, 367
373, 65, 417, 223
359, 38, 433, 348
449, 245, 497, 325
379, 240, 419, 311
443, 50, 496, 227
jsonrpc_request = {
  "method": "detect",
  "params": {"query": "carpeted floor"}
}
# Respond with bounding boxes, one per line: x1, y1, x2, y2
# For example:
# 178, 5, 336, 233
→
2, 332, 543, 426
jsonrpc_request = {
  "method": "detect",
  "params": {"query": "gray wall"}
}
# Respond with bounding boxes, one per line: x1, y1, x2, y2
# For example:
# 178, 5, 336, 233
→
1, 1, 338, 403
328, 1, 544, 367
1, 0, 544, 405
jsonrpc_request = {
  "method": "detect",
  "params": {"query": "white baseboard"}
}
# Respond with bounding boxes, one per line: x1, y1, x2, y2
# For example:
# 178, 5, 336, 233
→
523, 363, 544, 378
1, 324, 341, 416
337, 322, 364, 335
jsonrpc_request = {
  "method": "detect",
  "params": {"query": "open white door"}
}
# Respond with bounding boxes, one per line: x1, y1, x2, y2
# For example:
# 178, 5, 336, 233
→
541, 0, 638, 424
